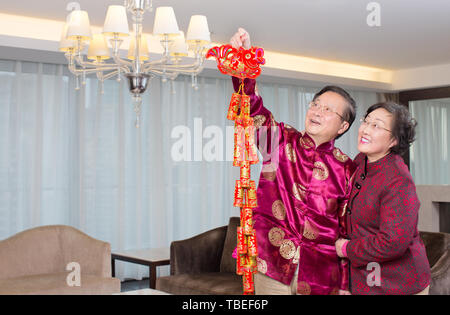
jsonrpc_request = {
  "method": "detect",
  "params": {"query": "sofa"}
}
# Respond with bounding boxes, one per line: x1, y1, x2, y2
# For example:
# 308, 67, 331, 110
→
0, 225, 121, 295
156, 217, 242, 295
420, 231, 450, 295
157, 217, 450, 295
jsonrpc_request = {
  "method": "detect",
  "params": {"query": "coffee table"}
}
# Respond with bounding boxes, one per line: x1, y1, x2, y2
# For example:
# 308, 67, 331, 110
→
111, 248, 170, 289
115, 288, 171, 295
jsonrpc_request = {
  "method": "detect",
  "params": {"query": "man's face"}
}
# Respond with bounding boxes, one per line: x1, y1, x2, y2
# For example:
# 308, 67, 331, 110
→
305, 91, 350, 146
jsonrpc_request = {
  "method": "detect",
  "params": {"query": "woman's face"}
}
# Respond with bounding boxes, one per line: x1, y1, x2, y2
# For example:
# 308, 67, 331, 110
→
358, 108, 398, 162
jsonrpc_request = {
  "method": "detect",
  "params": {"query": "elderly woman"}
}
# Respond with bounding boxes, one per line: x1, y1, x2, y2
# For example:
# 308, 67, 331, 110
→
335, 102, 431, 295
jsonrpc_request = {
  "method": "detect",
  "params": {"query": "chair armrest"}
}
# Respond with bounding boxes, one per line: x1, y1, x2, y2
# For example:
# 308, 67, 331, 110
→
170, 225, 228, 275
429, 249, 450, 295
60, 227, 113, 278
84, 240, 112, 278
431, 249, 450, 277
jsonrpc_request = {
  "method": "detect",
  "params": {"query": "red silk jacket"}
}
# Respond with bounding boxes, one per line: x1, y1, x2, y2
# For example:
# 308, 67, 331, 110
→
233, 77, 355, 295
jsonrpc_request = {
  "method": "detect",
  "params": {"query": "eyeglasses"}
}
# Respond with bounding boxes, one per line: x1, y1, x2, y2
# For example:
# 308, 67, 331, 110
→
308, 101, 346, 121
359, 117, 391, 133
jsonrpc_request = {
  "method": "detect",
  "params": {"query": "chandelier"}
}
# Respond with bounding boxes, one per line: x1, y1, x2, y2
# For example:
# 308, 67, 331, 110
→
59, 0, 211, 127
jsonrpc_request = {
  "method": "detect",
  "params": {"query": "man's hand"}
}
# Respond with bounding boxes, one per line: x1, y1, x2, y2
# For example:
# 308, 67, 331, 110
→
230, 28, 251, 50
335, 238, 349, 258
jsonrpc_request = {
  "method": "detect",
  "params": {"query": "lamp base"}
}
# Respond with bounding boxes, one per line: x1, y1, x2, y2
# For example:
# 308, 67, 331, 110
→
125, 72, 151, 95
125, 72, 150, 129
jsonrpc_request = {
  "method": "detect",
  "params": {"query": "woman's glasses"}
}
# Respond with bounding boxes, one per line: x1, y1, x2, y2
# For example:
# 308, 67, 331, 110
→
359, 117, 391, 133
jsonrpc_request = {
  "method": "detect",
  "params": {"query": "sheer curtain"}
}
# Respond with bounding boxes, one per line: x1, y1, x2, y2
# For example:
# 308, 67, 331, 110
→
410, 99, 450, 185
0, 59, 378, 280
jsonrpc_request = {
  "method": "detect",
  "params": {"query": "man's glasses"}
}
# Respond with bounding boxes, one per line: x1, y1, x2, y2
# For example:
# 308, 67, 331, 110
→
308, 101, 346, 121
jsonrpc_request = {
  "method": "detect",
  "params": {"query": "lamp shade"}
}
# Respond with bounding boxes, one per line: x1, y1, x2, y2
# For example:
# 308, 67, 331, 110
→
66, 10, 92, 40
153, 7, 180, 36
103, 5, 129, 37
148, 34, 164, 54
128, 36, 149, 61
186, 15, 210, 44
87, 34, 110, 60
59, 23, 76, 52
169, 31, 188, 57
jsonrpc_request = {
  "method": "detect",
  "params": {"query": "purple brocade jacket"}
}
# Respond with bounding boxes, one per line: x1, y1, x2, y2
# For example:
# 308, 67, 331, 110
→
346, 153, 431, 295
233, 77, 356, 295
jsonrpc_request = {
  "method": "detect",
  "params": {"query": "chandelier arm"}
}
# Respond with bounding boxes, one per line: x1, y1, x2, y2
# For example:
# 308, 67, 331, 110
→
74, 59, 129, 71
149, 56, 204, 70
69, 67, 119, 76
144, 62, 205, 79
176, 66, 205, 75
65, 52, 123, 74
66, 54, 85, 76
108, 37, 133, 70
147, 69, 179, 77
142, 56, 170, 69
68, 58, 129, 76
151, 63, 201, 70
102, 70, 121, 81
150, 53, 205, 71
73, 55, 116, 71
149, 62, 205, 75
112, 53, 133, 70
147, 66, 204, 79
70, 61, 129, 74
109, 38, 132, 69
66, 46, 130, 75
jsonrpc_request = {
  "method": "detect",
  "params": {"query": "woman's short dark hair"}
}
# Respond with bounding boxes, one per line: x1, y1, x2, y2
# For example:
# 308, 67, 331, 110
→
313, 86, 357, 139
365, 102, 418, 155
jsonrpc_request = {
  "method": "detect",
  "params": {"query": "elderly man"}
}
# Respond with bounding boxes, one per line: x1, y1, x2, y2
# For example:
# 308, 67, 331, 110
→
230, 28, 357, 295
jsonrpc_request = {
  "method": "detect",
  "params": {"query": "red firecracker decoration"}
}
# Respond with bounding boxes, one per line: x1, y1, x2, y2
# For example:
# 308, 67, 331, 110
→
207, 44, 265, 295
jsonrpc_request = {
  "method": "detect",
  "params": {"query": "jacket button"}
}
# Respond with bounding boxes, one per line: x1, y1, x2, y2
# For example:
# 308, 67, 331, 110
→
355, 183, 361, 189
360, 174, 366, 180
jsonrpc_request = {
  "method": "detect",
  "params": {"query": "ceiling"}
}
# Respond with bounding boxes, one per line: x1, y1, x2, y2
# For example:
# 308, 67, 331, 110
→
1, 0, 450, 70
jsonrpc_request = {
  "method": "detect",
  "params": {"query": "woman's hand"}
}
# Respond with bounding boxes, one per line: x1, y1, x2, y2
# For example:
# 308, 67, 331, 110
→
230, 28, 251, 50
335, 238, 349, 258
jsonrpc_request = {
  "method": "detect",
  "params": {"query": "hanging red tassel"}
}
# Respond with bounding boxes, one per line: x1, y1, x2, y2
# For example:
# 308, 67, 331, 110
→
207, 44, 265, 295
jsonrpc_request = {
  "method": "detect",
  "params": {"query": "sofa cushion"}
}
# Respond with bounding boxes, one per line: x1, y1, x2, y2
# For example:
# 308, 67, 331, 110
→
220, 217, 240, 273
156, 272, 242, 295
0, 273, 121, 295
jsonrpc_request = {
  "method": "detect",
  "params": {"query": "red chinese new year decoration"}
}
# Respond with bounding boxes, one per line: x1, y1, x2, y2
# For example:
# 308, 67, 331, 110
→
206, 45, 265, 79
207, 44, 265, 295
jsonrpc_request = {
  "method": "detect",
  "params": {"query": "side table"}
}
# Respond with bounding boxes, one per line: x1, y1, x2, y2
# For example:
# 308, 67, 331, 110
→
111, 248, 170, 289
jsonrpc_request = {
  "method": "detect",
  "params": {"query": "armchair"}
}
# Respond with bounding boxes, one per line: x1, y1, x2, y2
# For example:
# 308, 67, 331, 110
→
156, 217, 242, 295
420, 231, 450, 295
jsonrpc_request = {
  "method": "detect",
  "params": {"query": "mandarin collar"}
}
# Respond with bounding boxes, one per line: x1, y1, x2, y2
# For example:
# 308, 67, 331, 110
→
362, 152, 395, 175
303, 132, 335, 152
